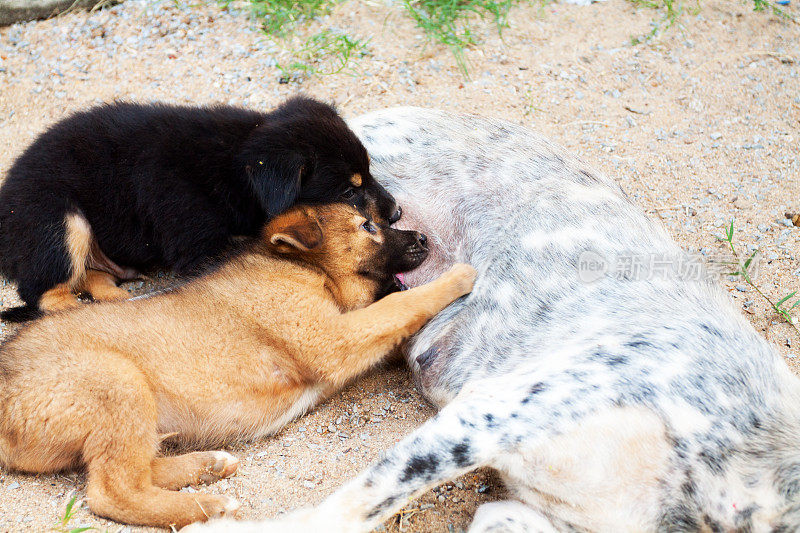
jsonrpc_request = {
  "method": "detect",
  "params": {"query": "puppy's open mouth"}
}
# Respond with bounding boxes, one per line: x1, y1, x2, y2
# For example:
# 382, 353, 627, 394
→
394, 273, 409, 291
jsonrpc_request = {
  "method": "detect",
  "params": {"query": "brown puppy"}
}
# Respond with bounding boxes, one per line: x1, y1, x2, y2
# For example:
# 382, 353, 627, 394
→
0, 203, 476, 529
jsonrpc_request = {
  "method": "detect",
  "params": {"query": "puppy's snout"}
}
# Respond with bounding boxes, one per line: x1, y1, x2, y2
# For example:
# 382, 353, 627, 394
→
391, 228, 429, 272
389, 205, 402, 224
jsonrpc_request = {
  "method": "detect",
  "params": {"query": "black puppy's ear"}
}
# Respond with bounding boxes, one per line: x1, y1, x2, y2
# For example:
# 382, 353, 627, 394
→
265, 207, 323, 253
246, 152, 306, 218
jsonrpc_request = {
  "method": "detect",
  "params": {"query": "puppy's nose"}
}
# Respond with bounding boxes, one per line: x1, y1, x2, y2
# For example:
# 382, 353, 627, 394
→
389, 205, 402, 224
416, 232, 428, 248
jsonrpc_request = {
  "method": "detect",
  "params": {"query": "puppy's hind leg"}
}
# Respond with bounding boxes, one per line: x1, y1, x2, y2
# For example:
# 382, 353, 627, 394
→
181, 391, 516, 533
79, 270, 130, 303
83, 361, 239, 528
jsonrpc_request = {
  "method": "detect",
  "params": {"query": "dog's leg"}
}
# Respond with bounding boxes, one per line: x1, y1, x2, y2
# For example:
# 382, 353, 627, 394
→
87, 238, 141, 281
39, 283, 81, 312
83, 363, 239, 528
88, 458, 240, 528
468, 501, 560, 533
151, 451, 240, 490
308, 264, 476, 387
80, 269, 130, 303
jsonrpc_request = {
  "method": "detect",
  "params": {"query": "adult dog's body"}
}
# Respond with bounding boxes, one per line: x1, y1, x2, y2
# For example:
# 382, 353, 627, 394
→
0, 96, 400, 321
0, 203, 475, 528
190, 108, 800, 532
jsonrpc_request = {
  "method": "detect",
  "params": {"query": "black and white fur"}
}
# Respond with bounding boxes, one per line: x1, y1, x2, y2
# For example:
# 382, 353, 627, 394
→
186, 108, 800, 532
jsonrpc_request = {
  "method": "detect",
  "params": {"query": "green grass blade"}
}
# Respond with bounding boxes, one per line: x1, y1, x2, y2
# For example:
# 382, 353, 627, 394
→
777, 291, 798, 308
743, 250, 758, 270
63, 495, 78, 524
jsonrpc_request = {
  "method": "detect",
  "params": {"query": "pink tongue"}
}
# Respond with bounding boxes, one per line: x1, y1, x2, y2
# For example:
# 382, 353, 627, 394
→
396, 273, 405, 284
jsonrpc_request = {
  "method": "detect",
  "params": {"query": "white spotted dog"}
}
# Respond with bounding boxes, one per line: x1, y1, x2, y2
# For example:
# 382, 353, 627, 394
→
186, 109, 800, 532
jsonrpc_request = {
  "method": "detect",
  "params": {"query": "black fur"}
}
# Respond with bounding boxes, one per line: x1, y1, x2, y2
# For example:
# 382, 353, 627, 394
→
0, 305, 42, 322
0, 96, 400, 321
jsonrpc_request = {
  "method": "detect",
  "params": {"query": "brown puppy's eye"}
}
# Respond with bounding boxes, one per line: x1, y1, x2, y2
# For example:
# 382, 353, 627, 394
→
361, 220, 377, 234
341, 187, 356, 200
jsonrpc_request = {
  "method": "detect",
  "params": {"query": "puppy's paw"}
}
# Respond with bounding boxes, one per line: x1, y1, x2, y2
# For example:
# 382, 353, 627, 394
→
39, 290, 81, 313
199, 451, 240, 484
445, 263, 478, 297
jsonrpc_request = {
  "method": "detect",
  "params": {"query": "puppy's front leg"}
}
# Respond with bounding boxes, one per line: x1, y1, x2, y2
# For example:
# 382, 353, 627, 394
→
310, 264, 476, 387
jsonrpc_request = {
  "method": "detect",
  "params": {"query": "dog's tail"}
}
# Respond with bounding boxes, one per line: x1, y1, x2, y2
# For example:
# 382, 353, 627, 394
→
1, 305, 42, 323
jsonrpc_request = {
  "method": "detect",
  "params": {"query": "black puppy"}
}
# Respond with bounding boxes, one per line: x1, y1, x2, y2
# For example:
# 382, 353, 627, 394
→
0, 96, 400, 321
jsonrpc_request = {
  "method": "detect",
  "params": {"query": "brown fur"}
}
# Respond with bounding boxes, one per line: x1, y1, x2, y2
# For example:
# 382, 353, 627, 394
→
0, 203, 476, 529
38, 282, 80, 313
79, 270, 131, 302
64, 213, 92, 287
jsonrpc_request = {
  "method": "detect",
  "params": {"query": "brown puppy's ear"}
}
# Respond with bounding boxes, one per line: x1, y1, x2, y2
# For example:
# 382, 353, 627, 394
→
266, 208, 323, 253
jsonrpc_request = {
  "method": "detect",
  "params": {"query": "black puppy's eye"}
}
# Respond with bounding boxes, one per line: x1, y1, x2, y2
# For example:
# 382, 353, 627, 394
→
341, 187, 356, 200
361, 220, 377, 234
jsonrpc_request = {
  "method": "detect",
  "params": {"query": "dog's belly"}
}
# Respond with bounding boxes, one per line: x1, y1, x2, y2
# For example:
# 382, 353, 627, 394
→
155, 385, 326, 448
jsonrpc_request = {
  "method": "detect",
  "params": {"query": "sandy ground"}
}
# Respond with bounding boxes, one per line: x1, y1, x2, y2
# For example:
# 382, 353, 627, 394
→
0, 0, 799, 530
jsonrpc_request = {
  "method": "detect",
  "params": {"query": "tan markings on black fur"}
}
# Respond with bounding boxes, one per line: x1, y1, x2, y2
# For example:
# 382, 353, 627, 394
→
35, 213, 94, 313
64, 213, 92, 287
350, 173, 362, 187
